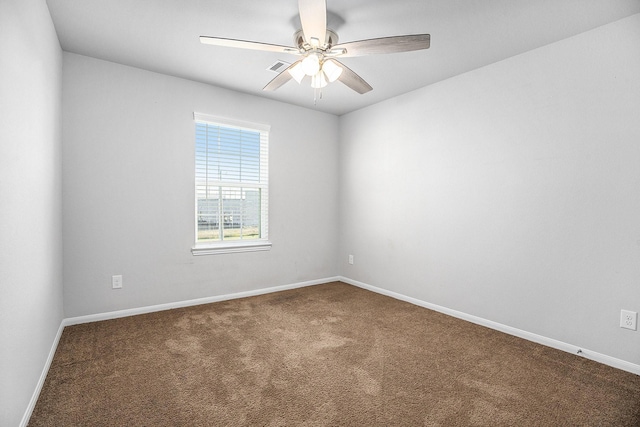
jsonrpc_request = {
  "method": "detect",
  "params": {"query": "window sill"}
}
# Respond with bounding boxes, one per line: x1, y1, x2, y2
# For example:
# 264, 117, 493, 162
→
191, 240, 272, 256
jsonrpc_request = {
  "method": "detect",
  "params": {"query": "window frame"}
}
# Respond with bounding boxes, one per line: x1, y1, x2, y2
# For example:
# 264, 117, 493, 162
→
191, 113, 271, 256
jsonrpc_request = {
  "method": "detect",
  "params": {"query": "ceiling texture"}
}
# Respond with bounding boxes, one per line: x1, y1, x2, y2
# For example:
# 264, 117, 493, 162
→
46, 0, 640, 116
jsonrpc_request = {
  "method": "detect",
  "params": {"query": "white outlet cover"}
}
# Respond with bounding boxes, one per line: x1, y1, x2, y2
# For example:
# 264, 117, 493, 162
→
620, 309, 637, 331
112, 275, 123, 289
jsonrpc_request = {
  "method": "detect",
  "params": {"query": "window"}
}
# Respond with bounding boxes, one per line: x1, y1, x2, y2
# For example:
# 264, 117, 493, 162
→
191, 113, 270, 255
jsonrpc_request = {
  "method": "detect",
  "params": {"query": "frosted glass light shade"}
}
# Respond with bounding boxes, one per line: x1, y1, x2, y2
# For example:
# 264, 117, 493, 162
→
322, 59, 343, 83
311, 71, 328, 88
301, 54, 321, 76
288, 62, 305, 83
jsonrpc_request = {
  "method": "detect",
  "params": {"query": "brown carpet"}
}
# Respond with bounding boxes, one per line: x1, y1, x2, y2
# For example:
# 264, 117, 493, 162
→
29, 282, 640, 426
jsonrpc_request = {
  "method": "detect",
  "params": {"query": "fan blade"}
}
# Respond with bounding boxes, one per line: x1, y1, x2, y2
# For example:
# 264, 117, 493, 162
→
330, 34, 430, 57
200, 36, 299, 54
263, 60, 302, 91
335, 60, 372, 94
298, 0, 326, 46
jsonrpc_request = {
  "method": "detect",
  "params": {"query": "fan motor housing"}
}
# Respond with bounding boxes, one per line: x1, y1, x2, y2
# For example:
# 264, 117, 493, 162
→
294, 29, 339, 51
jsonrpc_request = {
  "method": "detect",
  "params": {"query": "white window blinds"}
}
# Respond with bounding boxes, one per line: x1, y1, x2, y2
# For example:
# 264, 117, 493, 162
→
193, 113, 269, 250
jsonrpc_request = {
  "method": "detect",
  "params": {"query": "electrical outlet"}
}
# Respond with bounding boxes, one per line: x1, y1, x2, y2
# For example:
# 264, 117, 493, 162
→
348, 254, 354, 265
620, 310, 637, 331
112, 275, 123, 289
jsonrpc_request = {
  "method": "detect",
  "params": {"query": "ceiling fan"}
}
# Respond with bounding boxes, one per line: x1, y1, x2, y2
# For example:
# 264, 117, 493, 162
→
200, 0, 430, 95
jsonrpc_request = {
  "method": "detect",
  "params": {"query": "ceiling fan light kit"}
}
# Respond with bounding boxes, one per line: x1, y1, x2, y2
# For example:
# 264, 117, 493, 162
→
200, 0, 430, 100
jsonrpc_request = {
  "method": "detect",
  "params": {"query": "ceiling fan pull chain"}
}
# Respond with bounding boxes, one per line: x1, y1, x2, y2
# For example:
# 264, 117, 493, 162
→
313, 87, 324, 105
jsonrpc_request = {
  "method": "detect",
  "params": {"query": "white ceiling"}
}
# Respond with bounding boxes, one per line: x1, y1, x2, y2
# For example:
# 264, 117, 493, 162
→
46, 0, 640, 116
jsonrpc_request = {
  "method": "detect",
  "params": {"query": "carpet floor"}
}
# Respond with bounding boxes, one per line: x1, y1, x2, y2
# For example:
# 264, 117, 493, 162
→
29, 282, 640, 426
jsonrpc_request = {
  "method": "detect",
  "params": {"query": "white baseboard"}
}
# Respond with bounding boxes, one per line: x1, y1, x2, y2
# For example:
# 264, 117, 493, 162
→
63, 276, 341, 326
20, 321, 65, 427
339, 276, 640, 376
